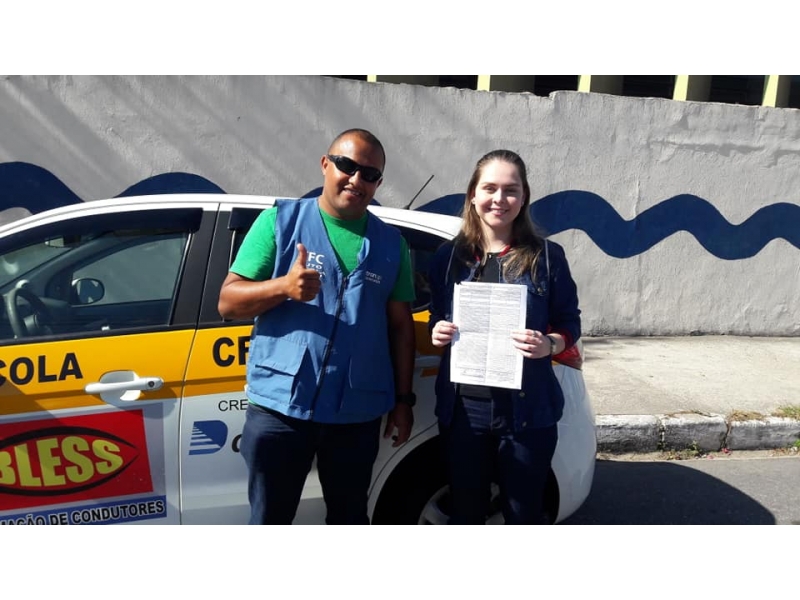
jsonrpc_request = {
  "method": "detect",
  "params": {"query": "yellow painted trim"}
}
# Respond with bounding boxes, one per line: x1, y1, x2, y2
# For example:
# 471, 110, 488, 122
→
367, 75, 378, 83
180, 313, 444, 398
673, 75, 711, 102
477, 75, 491, 91
673, 75, 690, 101
578, 75, 592, 93
763, 75, 789, 107
0, 330, 195, 415
414, 310, 443, 378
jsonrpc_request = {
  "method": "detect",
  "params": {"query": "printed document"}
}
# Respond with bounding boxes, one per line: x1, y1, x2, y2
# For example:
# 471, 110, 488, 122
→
450, 282, 526, 390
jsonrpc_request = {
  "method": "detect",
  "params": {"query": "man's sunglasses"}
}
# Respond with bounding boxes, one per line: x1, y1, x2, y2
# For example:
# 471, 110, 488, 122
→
326, 155, 383, 183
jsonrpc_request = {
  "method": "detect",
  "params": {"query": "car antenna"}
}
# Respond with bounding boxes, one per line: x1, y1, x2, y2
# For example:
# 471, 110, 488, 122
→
403, 174, 434, 210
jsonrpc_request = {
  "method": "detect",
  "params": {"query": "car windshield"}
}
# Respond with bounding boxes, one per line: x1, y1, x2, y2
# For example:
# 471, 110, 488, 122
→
0, 242, 68, 288
0, 233, 101, 289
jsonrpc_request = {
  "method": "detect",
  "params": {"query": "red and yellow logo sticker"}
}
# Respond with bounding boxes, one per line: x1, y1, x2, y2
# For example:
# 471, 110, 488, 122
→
0, 410, 153, 511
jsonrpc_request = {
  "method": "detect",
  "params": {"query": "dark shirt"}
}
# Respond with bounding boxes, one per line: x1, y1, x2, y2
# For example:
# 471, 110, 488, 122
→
458, 251, 509, 400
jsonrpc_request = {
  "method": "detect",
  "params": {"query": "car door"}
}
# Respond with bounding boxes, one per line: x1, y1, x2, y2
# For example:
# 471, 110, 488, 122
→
363, 212, 455, 519
178, 202, 269, 524
0, 201, 216, 525
177, 200, 459, 524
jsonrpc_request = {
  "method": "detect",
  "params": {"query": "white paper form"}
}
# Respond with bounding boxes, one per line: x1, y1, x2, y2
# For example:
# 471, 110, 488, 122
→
450, 281, 527, 390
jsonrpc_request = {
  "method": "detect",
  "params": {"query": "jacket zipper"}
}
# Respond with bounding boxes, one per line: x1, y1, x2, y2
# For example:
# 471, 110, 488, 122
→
309, 273, 349, 414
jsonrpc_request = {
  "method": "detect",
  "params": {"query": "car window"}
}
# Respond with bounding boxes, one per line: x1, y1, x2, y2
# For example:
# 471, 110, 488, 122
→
0, 209, 201, 342
72, 234, 185, 304
395, 226, 448, 312
228, 208, 263, 267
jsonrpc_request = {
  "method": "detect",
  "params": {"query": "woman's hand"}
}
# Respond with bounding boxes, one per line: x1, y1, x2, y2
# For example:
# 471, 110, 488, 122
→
511, 329, 554, 359
431, 320, 458, 347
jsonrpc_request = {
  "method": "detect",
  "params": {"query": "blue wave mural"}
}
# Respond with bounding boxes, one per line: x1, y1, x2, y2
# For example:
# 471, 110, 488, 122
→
2, 163, 799, 260
417, 190, 800, 260
0, 162, 224, 217
118, 173, 224, 196
531, 191, 800, 259
0, 162, 83, 215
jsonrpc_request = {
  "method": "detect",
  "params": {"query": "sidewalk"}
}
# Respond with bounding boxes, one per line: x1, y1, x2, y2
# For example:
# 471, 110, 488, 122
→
581, 336, 800, 453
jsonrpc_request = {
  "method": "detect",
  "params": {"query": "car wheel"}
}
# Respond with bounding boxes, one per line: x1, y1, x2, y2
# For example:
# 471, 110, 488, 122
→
372, 438, 514, 525
371, 437, 559, 525
371, 438, 448, 524
416, 482, 506, 525
421, 478, 558, 525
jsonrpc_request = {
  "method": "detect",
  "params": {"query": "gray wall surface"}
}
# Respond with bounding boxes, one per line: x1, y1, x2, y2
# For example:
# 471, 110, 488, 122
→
1, 75, 798, 336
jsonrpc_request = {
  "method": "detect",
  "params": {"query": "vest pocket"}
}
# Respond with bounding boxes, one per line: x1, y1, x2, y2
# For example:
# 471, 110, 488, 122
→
342, 359, 393, 418
250, 338, 308, 408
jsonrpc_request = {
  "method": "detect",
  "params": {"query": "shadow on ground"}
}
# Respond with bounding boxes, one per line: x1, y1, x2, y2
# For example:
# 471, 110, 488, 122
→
562, 459, 775, 524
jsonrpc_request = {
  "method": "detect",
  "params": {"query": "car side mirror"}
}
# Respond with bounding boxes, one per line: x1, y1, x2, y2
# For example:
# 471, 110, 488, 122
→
71, 277, 105, 305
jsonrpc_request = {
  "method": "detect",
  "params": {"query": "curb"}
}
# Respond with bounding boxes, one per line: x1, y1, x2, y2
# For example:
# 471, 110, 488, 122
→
596, 413, 800, 453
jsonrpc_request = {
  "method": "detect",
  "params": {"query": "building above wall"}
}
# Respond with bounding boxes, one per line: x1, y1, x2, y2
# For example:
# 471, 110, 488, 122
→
330, 75, 800, 109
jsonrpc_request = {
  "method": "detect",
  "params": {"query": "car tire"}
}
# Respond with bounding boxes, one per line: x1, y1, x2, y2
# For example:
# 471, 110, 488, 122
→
371, 438, 450, 524
371, 437, 560, 525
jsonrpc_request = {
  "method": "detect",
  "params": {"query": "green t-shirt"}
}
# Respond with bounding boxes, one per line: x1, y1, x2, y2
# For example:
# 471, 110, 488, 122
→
230, 205, 415, 302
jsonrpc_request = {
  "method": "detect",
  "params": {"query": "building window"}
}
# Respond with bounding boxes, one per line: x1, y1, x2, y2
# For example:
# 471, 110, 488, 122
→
329, 75, 368, 81
622, 75, 675, 99
533, 75, 579, 96
438, 76, 478, 90
787, 76, 800, 109
708, 75, 765, 106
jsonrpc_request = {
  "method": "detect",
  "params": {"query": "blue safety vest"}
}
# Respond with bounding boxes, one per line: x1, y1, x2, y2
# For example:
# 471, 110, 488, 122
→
246, 198, 403, 423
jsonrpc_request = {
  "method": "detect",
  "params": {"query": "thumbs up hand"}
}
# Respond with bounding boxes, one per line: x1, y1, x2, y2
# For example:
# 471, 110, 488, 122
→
284, 243, 321, 302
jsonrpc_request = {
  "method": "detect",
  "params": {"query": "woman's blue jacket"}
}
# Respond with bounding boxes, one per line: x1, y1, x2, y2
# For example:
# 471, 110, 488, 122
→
427, 240, 581, 430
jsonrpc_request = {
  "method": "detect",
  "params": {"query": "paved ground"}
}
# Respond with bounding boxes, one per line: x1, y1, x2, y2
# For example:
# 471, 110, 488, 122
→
580, 335, 800, 452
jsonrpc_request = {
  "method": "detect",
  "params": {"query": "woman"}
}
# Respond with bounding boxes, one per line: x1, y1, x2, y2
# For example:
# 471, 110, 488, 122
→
428, 149, 581, 524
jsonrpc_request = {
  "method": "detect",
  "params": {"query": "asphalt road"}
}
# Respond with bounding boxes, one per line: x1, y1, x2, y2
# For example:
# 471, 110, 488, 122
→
562, 451, 800, 525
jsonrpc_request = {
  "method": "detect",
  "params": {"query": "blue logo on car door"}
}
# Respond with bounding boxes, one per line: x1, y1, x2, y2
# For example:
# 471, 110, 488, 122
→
189, 420, 228, 455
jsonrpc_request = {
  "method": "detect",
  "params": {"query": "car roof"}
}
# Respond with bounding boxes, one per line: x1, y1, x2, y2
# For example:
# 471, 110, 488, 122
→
0, 194, 462, 239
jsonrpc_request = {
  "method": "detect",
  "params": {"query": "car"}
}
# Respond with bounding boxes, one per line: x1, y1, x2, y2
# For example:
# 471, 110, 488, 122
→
0, 194, 596, 525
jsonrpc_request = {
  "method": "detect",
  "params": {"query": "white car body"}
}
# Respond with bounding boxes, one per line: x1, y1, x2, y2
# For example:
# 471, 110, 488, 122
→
0, 194, 595, 525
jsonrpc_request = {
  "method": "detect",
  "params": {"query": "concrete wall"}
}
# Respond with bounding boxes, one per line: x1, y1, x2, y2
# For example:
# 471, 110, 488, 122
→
1, 75, 798, 336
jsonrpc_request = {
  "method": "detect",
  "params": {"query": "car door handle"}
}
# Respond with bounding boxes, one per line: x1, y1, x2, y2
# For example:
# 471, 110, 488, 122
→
85, 377, 163, 394
85, 371, 164, 403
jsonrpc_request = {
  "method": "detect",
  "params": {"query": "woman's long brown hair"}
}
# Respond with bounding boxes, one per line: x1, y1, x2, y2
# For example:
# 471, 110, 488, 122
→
453, 149, 545, 280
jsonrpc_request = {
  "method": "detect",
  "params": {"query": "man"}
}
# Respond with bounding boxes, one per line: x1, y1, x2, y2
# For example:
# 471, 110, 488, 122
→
218, 129, 416, 524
